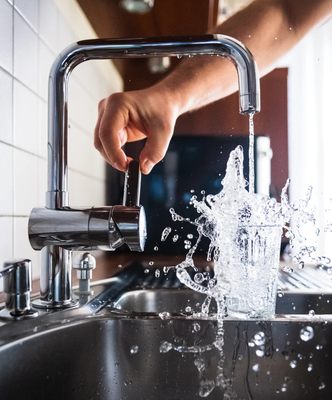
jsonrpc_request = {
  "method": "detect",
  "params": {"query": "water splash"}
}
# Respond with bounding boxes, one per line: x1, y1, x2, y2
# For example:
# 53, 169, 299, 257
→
161, 227, 172, 241
299, 326, 314, 342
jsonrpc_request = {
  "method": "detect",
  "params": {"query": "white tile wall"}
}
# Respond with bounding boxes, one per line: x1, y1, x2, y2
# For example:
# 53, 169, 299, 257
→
0, 143, 13, 215
0, 0, 13, 73
13, 147, 39, 214
0, 68, 13, 143
0, 0, 123, 292
14, 0, 39, 32
0, 218, 13, 287
39, 0, 58, 50
13, 10, 39, 92
13, 79, 39, 153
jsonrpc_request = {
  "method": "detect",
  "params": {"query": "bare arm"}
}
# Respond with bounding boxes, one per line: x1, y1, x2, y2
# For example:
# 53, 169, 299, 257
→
157, 0, 332, 113
95, 0, 332, 174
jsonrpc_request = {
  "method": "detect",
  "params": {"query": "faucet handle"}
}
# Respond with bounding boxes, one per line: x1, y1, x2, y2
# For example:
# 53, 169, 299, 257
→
123, 159, 141, 207
112, 159, 147, 252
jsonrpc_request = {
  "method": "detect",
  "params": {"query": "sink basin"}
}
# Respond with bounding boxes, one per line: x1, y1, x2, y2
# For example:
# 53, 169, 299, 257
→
1, 264, 332, 399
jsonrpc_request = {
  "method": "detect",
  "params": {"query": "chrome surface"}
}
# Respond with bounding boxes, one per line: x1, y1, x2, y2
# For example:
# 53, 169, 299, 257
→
0, 260, 37, 318
73, 253, 96, 294
29, 207, 122, 250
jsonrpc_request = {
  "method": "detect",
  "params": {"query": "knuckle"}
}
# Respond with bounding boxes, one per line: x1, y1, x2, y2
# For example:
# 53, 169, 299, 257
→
106, 92, 124, 107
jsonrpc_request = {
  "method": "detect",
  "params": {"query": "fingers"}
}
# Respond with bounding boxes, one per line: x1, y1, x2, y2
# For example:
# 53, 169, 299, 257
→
139, 121, 173, 175
94, 91, 176, 175
94, 95, 128, 172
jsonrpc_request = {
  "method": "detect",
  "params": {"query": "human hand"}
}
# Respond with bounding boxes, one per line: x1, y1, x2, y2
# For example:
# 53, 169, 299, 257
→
94, 87, 180, 174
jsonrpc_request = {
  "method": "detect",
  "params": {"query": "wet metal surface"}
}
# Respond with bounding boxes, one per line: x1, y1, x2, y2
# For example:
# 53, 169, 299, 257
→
1, 263, 332, 399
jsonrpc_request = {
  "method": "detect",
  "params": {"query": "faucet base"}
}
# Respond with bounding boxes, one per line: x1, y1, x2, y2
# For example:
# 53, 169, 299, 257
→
32, 298, 78, 310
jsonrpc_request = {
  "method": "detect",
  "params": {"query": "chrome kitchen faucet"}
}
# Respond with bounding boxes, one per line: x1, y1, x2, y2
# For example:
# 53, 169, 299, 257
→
28, 35, 260, 309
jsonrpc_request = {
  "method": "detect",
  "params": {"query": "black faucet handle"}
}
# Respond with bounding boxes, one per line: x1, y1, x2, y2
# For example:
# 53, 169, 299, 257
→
122, 159, 141, 207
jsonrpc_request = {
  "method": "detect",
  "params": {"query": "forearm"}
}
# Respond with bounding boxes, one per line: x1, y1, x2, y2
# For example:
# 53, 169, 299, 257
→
154, 0, 332, 114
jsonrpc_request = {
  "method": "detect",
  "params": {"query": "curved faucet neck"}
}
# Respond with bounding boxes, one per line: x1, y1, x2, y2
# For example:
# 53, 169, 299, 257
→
47, 34, 260, 209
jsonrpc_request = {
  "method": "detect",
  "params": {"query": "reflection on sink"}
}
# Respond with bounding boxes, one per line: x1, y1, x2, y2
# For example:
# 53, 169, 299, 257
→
1, 264, 332, 399
113, 287, 332, 316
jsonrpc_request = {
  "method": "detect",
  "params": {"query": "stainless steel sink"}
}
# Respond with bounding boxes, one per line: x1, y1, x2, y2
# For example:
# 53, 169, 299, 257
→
1, 264, 332, 399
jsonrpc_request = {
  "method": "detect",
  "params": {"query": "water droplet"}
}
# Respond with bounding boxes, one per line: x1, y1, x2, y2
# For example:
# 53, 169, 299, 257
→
192, 322, 201, 332
282, 265, 294, 273
154, 246, 159, 251
300, 326, 314, 341
161, 227, 171, 241
194, 357, 205, 372
248, 340, 255, 348
290, 360, 297, 368
253, 332, 265, 346
159, 311, 171, 320
185, 306, 192, 313
307, 363, 313, 372
184, 239, 191, 250
281, 383, 287, 392
252, 363, 260, 372
148, 261, 154, 266
208, 279, 216, 288
130, 345, 139, 354
159, 341, 172, 353
155, 269, 160, 278
194, 273, 204, 283
117, 264, 123, 269
172, 234, 179, 242
187, 233, 193, 239
256, 349, 265, 357
318, 382, 326, 390
144, 268, 150, 274
308, 309, 315, 317
316, 344, 323, 350
199, 380, 215, 398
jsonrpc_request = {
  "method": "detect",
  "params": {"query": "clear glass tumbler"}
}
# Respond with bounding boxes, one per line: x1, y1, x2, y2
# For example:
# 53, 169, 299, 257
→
215, 225, 282, 319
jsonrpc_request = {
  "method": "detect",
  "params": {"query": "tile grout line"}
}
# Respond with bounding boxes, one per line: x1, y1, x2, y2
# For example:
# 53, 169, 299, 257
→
1, 139, 106, 182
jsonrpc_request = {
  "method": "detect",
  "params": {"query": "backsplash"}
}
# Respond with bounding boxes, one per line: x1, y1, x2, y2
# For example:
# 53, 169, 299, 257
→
0, 0, 123, 290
